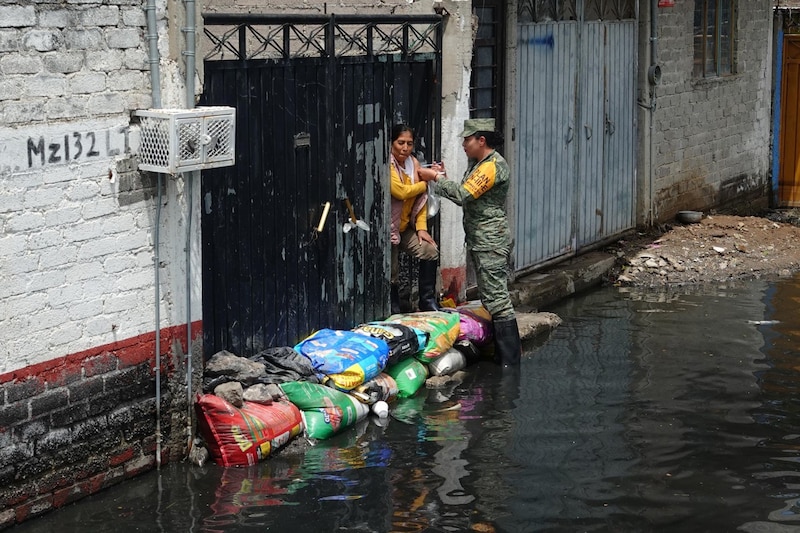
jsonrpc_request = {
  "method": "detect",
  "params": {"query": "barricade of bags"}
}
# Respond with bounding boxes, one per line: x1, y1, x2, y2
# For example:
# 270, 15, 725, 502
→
195, 304, 495, 466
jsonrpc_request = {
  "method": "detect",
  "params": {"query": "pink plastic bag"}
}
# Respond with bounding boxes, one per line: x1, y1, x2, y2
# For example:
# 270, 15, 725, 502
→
454, 302, 493, 346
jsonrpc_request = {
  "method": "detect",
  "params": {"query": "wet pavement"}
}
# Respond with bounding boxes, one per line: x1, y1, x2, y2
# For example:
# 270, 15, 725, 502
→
11, 273, 800, 532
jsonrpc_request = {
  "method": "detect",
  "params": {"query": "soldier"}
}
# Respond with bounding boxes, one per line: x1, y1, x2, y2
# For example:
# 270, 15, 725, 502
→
428, 118, 521, 366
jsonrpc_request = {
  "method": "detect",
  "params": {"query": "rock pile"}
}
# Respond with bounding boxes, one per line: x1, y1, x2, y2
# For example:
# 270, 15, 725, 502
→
610, 214, 800, 287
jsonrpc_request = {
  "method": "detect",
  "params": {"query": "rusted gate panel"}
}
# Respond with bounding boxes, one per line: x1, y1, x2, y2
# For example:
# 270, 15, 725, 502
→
200, 15, 441, 358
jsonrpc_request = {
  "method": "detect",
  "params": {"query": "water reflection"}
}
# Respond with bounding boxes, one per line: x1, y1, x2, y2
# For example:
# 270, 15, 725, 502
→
10, 274, 800, 533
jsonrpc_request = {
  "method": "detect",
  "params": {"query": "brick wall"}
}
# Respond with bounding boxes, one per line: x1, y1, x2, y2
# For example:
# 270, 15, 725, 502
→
651, 1, 772, 220
0, 0, 185, 373
0, 0, 197, 527
0, 324, 198, 529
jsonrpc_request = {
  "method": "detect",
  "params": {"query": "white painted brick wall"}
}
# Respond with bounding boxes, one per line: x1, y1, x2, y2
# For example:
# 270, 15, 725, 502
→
0, 0, 193, 375
652, 1, 772, 219
0, 0, 478, 374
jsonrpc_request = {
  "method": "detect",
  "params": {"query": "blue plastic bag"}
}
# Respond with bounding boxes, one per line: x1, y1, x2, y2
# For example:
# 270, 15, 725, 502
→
294, 329, 390, 390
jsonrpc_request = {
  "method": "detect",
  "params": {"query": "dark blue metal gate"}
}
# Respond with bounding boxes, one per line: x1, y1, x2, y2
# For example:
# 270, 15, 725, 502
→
200, 14, 442, 357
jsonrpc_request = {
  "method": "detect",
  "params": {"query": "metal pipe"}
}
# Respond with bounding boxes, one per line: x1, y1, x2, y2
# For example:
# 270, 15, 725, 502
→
185, 0, 196, 105
649, 0, 658, 225
145, 0, 162, 108
184, 173, 195, 453
650, 0, 658, 66
184, 0, 198, 453
146, 0, 164, 468
154, 175, 162, 468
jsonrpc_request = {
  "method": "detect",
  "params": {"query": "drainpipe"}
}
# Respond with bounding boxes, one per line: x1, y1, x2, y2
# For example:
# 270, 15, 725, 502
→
145, 0, 163, 468
183, 0, 197, 454
154, 176, 163, 469
646, 0, 661, 226
145, 0, 162, 109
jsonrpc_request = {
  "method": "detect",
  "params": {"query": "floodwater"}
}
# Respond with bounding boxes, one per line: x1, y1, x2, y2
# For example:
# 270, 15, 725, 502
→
12, 274, 800, 532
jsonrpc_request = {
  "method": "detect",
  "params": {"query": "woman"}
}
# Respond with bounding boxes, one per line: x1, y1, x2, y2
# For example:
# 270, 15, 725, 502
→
428, 118, 521, 366
389, 124, 441, 314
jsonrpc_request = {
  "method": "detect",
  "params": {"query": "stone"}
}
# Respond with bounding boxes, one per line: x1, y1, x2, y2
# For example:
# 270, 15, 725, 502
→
214, 381, 243, 407
516, 311, 562, 341
205, 350, 266, 385
243, 383, 284, 404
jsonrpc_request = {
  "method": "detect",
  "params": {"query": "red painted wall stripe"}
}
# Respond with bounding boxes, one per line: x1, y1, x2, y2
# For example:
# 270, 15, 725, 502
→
0, 321, 202, 386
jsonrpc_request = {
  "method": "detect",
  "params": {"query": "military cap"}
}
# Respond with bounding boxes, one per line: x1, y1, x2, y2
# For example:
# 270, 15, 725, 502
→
459, 118, 496, 137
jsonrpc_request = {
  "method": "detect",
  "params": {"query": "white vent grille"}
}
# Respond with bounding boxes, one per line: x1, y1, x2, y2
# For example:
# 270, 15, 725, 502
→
135, 107, 236, 173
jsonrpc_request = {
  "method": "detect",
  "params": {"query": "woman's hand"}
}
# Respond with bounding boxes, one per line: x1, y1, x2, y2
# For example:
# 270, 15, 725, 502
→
417, 230, 437, 248
417, 167, 439, 182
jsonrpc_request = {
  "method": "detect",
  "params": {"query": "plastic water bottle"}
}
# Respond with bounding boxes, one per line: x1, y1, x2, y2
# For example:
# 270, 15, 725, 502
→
428, 348, 467, 376
372, 400, 389, 417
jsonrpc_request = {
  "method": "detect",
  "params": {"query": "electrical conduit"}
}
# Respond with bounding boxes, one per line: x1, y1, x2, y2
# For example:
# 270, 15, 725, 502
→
145, 0, 163, 467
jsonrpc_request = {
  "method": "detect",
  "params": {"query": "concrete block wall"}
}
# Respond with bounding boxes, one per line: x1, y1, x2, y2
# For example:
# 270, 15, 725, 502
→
651, 1, 772, 220
0, 0, 196, 527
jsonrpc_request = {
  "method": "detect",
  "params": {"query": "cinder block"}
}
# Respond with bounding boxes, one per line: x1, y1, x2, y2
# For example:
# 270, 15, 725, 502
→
39, 9, 70, 28
77, 6, 119, 27
106, 28, 139, 49
0, 54, 42, 74
22, 30, 60, 52
0, 6, 35, 28
68, 72, 107, 94
63, 28, 103, 50
0, 29, 19, 51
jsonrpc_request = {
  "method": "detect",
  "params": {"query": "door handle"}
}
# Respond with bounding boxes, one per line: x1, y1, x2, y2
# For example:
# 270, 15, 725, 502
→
315, 201, 331, 232
584, 124, 592, 140
566, 126, 574, 144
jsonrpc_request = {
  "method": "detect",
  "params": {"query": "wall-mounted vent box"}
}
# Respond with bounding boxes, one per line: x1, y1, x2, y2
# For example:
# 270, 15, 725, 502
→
135, 106, 236, 173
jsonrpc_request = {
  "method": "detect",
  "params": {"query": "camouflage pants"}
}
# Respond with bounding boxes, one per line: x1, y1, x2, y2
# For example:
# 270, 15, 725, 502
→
470, 249, 514, 320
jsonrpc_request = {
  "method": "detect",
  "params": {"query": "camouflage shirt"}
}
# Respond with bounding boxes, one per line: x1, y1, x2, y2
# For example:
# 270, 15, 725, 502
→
434, 150, 511, 252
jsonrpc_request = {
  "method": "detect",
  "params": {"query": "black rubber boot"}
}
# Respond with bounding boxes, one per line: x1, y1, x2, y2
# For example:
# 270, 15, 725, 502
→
417, 259, 441, 312
493, 316, 522, 366
390, 284, 401, 315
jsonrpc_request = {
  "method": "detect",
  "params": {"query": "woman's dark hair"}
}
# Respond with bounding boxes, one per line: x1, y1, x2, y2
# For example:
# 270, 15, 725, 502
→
391, 124, 415, 142
472, 130, 504, 148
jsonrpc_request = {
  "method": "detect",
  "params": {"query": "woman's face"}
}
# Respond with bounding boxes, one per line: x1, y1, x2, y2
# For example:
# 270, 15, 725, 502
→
391, 131, 414, 164
462, 134, 482, 160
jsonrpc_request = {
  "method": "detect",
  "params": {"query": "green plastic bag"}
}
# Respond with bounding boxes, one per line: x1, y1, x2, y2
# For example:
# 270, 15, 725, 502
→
386, 311, 460, 362
385, 357, 428, 398
279, 381, 368, 440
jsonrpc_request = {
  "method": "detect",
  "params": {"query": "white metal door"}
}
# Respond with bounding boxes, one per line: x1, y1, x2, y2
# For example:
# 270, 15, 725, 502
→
515, 0, 636, 272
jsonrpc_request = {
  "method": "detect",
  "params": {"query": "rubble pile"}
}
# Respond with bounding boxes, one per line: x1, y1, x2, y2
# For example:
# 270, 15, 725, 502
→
609, 214, 800, 287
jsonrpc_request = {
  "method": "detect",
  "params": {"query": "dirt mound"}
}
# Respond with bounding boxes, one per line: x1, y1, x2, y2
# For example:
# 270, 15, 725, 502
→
605, 211, 800, 287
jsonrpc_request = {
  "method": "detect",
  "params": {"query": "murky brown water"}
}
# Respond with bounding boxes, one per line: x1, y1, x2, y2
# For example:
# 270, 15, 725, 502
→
11, 274, 800, 532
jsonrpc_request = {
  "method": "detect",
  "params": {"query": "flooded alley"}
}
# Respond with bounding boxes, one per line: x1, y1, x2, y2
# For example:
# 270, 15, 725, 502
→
11, 273, 800, 532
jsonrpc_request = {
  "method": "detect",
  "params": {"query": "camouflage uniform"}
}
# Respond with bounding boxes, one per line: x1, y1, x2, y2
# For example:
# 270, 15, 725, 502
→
433, 150, 514, 319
